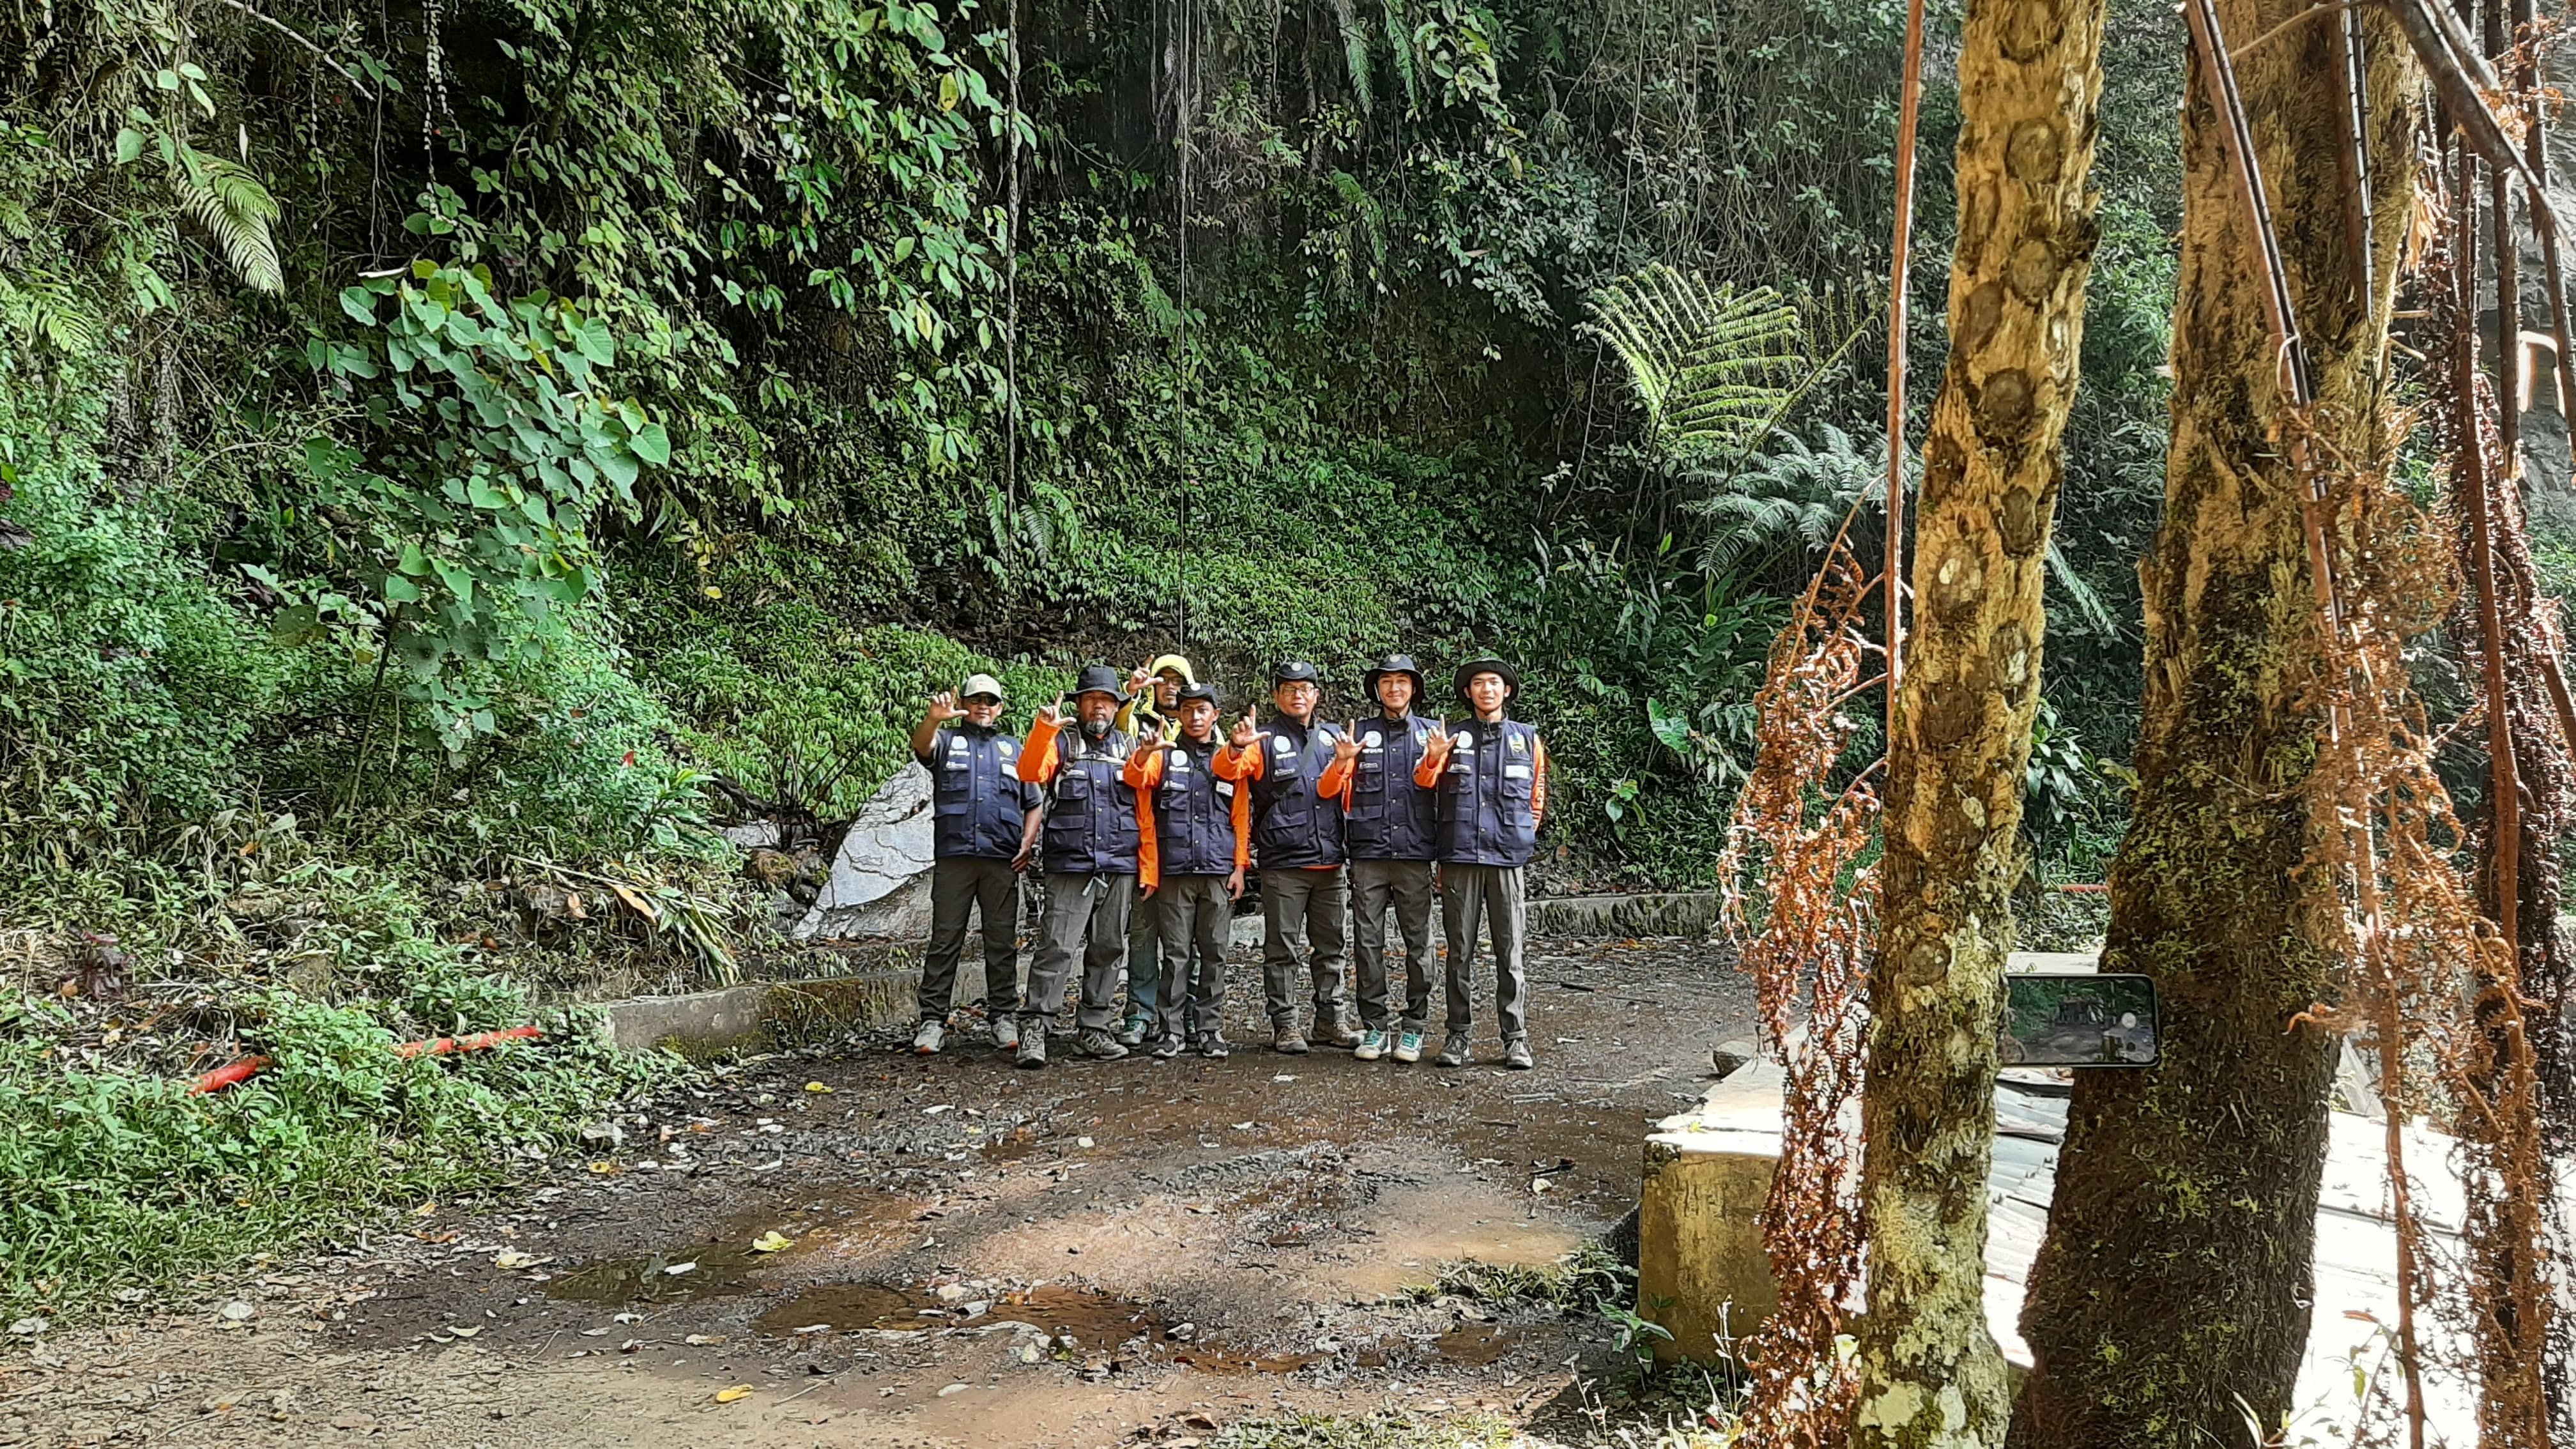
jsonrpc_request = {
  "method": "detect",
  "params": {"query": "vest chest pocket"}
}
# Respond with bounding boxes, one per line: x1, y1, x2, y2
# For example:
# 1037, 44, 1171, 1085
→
1055, 771, 1092, 802
1500, 763, 1533, 800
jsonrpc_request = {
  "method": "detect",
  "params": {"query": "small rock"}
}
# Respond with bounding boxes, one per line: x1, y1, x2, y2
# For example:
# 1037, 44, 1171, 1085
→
6, 1317, 45, 1337
959, 1300, 990, 1319
1018, 1345, 1043, 1363
218, 1300, 257, 1323
1315, 1338, 1342, 1353
937, 1383, 969, 1397
1169, 1322, 1196, 1341
935, 1284, 970, 1303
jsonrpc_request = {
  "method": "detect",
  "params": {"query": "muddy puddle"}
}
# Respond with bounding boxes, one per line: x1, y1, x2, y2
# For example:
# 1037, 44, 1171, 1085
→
755, 1282, 1332, 1375
545, 1192, 918, 1308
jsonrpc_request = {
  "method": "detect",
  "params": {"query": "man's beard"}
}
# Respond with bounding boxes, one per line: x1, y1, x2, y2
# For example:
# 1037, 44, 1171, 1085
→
1080, 716, 1111, 740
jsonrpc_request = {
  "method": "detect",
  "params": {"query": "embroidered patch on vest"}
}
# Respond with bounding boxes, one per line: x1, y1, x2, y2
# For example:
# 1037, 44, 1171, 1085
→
1509, 733, 1527, 754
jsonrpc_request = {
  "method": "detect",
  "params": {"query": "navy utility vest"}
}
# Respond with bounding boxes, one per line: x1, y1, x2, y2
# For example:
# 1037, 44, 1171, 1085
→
926, 725, 1033, 860
1434, 717, 1543, 868
1040, 726, 1141, 875
1346, 712, 1437, 861
1152, 736, 1240, 877
1251, 717, 1347, 869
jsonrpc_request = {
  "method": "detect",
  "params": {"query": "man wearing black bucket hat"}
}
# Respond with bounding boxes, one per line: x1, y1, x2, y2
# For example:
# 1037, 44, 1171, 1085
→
1317, 653, 1441, 1064
1412, 657, 1548, 1070
1011, 664, 1147, 1068
1237, 660, 1361, 1054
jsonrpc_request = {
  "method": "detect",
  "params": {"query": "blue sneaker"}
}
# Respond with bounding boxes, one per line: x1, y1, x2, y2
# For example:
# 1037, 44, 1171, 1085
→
1354, 1029, 1388, 1061
1392, 1031, 1425, 1064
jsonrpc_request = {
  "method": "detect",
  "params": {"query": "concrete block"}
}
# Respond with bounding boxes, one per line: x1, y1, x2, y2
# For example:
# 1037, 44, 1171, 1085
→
594, 969, 921, 1058
1637, 1136, 1778, 1363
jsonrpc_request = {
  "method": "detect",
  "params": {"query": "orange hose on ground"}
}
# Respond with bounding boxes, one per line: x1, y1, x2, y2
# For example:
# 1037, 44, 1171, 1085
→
187, 1025, 541, 1096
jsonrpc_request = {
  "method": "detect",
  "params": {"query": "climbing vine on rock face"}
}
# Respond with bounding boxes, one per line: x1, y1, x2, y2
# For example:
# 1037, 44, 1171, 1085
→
259, 261, 666, 751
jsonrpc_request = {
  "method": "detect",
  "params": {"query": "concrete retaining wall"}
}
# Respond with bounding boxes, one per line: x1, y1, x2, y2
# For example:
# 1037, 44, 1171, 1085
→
595, 969, 921, 1059
1526, 891, 1720, 938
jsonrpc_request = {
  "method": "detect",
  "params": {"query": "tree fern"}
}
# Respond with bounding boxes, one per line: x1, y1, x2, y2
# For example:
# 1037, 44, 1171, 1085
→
1687, 421, 1886, 578
174, 146, 282, 295
1381, 0, 1420, 111
1583, 264, 1800, 466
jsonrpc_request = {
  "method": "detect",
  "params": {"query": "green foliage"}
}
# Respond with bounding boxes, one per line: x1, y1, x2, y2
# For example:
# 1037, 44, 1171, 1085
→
0, 954, 670, 1312
268, 263, 666, 751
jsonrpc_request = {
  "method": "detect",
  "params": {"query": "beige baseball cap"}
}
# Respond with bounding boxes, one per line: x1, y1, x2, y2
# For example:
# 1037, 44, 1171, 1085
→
960, 673, 1006, 703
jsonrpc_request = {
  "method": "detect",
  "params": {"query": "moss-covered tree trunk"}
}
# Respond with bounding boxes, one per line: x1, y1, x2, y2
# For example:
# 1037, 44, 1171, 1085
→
2006, 6, 2417, 1445
1853, 0, 2104, 1443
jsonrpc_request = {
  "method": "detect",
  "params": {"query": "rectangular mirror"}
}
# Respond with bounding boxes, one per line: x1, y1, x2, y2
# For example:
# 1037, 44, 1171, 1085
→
2000, 973, 2159, 1068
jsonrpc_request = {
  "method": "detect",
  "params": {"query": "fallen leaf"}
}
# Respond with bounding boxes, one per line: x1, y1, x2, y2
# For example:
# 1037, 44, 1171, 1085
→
805, 1081, 833, 1094
685, 1333, 728, 1346
714, 1385, 753, 1404
494, 1250, 539, 1269
448, 1325, 479, 1338
587, 1161, 622, 1176
750, 1230, 793, 1254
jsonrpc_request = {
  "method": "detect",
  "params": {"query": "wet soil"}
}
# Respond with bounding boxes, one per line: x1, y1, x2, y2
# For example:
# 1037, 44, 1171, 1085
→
0, 935, 1750, 1448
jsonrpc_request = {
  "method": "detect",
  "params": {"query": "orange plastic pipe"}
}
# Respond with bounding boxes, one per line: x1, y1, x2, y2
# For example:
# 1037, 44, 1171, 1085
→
187, 1025, 541, 1096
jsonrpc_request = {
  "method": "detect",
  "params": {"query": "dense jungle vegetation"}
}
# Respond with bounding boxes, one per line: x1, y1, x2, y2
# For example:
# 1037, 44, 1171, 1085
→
0, 0, 2192, 1301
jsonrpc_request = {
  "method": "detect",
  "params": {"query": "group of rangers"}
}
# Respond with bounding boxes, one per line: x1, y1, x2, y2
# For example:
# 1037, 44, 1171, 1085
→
905, 652, 1549, 1070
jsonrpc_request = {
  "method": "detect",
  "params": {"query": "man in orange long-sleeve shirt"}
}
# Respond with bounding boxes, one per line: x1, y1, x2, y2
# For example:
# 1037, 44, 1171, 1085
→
1011, 664, 1147, 1068
1413, 657, 1547, 1070
1121, 681, 1255, 1058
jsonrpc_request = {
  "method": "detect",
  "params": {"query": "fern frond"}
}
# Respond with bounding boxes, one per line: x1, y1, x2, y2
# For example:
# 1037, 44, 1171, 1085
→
1328, 0, 1373, 113
174, 146, 283, 295
1583, 264, 1800, 465
0, 272, 102, 356
1381, 0, 1419, 109
2046, 537, 2118, 636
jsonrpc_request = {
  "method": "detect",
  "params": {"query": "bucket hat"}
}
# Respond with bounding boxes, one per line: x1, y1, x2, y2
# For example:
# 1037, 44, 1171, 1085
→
1452, 656, 1521, 703
1360, 652, 1425, 702
1071, 663, 1129, 702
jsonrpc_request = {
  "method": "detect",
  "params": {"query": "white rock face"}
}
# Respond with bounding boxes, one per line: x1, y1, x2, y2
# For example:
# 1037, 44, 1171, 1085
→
794, 762, 937, 940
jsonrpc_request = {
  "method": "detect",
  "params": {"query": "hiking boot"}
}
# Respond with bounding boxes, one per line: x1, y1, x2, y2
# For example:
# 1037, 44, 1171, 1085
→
1077, 1029, 1130, 1061
1151, 1034, 1184, 1060
1314, 1015, 1364, 1050
912, 1020, 945, 1055
1116, 1018, 1149, 1048
1392, 1031, 1425, 1064
1015, 1031, 1048, 1070
992, 1015, 1020, 1052
1434, 1032, 1471, 1068
1353, 1029, 1387, 1062
1271, 1025, 1310, 1055
1503, 1038, 1535, 1070
1199, 1034, 1230, 1060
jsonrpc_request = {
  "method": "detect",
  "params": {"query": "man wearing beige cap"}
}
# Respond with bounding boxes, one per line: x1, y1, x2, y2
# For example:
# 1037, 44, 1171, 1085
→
908, 674, 1040, 1054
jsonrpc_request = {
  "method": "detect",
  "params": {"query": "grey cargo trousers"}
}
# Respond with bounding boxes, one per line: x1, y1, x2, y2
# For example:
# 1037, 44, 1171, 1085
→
1349, 858, 1436, 1034
1438, 862, 1529, 1043
1261, 864, 1349, 1029
1020, 871, 1134, 1034
1153, 875, 1233, 1041
917, 856, 1023, 1022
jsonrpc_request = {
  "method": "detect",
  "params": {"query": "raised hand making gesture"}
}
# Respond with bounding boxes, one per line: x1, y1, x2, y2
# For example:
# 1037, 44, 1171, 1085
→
925, 691, 964, 726
1331, 720, 1361, 767
1034, 694, 1070, 732
1229, 711, 1261, 751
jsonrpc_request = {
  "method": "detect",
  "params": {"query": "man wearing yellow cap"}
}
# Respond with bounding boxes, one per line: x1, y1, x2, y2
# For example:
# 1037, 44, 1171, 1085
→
1115, 654, 1195, 1044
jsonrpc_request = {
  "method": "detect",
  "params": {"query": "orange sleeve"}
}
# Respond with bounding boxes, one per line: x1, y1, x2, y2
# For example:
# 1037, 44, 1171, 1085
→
1414, 733, 1452, 789
1531, 737, 1549, 829
1317, 754, 1355, 808
1238, 733, 1268, 782
1137, 788, 1159, 891
1123, 745, 1167, 792
1018, 719, 1062, 784
1231, 780, 1253, 870
1213, 743, 1256, 780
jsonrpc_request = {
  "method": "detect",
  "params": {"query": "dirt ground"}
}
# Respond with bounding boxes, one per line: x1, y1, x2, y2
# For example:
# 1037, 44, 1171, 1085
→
1, 935, 1752, 1449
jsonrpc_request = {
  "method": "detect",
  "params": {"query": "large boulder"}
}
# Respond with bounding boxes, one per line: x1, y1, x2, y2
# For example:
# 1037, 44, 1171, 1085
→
794, 762, 937, 941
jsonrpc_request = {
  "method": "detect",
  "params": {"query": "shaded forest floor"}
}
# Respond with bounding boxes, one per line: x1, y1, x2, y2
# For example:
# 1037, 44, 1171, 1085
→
3, 937, 1749, 1448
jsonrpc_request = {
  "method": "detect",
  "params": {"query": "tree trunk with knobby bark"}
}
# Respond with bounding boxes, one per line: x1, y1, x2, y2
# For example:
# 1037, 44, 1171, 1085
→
2006, 4, 2418, 1445
1853, 0, 2104, 1443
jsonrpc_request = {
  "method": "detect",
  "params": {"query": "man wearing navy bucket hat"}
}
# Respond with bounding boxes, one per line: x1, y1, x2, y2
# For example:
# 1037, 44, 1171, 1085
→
1413, 656, 1548, 1070
1317, 653, 1441, 1064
